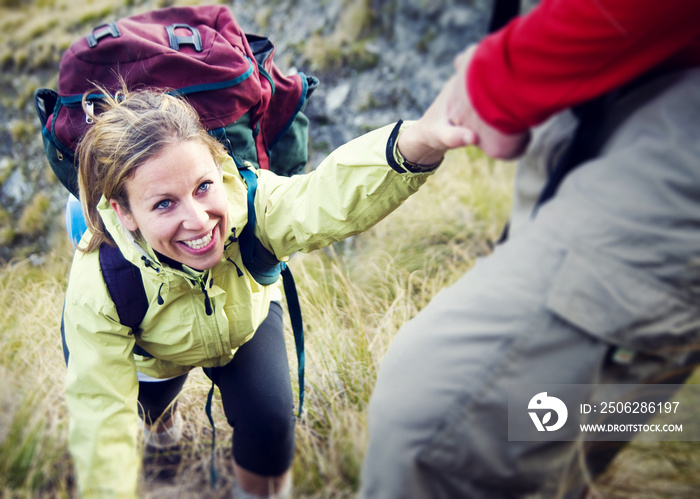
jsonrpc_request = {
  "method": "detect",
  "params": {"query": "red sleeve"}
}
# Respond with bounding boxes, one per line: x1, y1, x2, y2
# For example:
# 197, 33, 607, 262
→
468, 0, 700, 134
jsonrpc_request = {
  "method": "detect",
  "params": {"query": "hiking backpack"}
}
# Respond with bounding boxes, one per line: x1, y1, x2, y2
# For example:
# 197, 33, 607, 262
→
39, 5, 313, 415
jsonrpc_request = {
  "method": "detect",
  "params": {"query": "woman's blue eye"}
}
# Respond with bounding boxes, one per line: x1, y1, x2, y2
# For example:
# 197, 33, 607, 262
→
154, 199, 171, 210
198, 181, 212, 193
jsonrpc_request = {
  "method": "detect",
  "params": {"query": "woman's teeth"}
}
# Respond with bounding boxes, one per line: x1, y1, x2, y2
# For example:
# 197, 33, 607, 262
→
183, 231, 212, 250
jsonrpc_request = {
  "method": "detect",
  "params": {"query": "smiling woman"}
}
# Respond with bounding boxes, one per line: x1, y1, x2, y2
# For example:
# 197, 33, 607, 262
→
61, 84, 473, 498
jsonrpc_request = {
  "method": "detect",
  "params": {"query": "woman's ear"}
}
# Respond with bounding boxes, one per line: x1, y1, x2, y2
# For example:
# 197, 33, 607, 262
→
109, 199, 138, 232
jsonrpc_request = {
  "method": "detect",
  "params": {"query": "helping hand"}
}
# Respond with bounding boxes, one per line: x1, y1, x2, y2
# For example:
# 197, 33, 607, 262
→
447, 45, 530, 160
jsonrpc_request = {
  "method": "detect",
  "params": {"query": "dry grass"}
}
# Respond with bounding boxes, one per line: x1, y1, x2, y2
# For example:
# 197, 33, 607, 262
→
0, 238, 74, 497
1, 148, 699, 498
0, 149, 513, 497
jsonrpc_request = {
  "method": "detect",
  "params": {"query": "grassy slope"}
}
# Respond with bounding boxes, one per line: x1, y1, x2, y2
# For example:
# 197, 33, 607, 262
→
1, 150, 699, 498
0, 149, 511, 497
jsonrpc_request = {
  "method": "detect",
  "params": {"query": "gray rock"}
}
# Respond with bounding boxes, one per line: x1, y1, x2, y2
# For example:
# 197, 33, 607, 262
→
2, 168, 29, 204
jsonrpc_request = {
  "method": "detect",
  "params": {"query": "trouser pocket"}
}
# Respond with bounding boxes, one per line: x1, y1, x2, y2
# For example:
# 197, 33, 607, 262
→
545, 248, 700, 356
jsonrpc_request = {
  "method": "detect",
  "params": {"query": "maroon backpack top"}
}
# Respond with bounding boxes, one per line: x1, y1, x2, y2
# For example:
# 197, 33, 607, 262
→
35, 4, 317, 197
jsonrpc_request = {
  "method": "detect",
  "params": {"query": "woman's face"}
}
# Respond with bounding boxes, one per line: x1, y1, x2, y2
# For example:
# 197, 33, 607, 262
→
111, 140, 229, 271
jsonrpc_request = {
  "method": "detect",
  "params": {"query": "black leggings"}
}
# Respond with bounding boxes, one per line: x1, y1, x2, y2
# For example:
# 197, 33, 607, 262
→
138, 302, 295, 475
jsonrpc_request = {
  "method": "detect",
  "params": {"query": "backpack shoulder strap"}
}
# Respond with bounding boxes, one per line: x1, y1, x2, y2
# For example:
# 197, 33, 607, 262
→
489, 0, 521, 33
237, 167, 285, 284
280, 263, 305, 417
237, 166, 305, 416
98, 243, 149, 333
99, 243, 154, 358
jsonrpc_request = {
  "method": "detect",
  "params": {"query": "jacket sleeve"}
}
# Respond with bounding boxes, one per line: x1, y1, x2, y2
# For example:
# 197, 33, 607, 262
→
469, 0, 700, 134
254, 122, 436, 258
63, 252, 140, 499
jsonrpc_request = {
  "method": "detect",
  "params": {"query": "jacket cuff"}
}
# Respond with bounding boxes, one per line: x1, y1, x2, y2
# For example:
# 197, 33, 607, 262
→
385, 120, 443, 174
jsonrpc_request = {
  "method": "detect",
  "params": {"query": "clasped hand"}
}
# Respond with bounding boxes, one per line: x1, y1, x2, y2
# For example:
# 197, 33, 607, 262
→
398, 45, 530, 165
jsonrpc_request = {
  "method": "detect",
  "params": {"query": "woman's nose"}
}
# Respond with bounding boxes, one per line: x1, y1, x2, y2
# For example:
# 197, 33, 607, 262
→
181, 199, 208, 230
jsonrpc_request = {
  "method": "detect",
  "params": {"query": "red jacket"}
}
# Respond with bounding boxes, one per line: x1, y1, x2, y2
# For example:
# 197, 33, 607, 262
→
468, 0, 700, 134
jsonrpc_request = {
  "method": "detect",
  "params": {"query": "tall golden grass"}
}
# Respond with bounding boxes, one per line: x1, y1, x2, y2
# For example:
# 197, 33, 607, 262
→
1, 150, 699, 498
0, 235, 74, 497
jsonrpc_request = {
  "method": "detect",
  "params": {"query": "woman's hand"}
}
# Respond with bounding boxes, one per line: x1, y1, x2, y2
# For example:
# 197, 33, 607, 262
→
397, 76, 476, 167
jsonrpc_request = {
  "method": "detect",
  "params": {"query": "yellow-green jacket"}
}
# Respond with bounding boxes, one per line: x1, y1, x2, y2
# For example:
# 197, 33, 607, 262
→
63, 123, 435, 497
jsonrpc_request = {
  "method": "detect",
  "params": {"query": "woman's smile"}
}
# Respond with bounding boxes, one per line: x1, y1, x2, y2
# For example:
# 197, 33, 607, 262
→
180, 228, 215, 251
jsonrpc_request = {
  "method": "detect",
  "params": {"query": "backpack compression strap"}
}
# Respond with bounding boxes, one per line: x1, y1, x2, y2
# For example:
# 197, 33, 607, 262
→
238, 167, 306, 417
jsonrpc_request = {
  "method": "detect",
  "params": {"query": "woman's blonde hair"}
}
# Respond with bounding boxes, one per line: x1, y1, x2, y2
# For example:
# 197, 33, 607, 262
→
76, 85, 227, 253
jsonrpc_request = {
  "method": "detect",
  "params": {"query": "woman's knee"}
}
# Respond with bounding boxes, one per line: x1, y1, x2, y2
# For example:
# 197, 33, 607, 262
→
232, 408, 296, 475
231, 401, 296, 442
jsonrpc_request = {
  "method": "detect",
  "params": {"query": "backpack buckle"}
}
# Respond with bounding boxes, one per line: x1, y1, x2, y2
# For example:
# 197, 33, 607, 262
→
85, 101, 94, 124
165, 24, 203, 52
